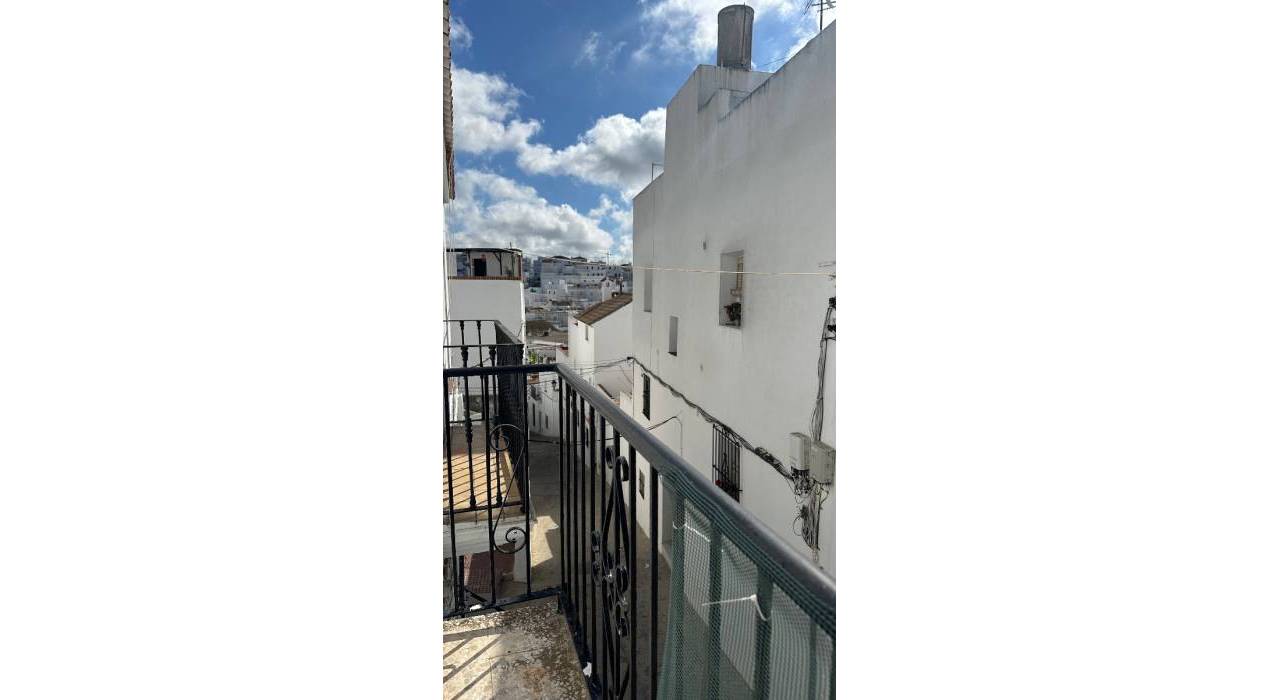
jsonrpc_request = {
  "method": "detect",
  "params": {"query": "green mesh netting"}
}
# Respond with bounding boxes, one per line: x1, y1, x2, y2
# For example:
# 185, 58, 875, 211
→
658, 489, 835, 699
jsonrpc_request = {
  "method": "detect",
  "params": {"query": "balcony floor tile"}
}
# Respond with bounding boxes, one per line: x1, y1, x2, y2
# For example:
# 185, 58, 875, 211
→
442, 597, 588, 699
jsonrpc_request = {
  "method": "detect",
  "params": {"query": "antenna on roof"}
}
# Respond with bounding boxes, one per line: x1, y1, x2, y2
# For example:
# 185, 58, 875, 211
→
807, 0, 835, 31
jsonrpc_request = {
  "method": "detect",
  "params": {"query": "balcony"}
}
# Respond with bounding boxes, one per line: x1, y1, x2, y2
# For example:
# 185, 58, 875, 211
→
448, 247, 524, 280
443, 355, 836, 698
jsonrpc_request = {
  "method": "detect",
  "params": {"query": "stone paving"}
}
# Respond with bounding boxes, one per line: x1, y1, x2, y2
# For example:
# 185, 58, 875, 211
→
442, 597, 588, 699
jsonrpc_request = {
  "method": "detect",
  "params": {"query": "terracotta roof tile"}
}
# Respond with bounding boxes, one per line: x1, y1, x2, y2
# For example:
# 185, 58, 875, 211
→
575, 294, 632, 325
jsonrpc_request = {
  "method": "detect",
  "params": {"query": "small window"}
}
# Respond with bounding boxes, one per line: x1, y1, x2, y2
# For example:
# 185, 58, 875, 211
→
584, 324, 589, 341
719, 251, 744, 327
713, 425, 741, 501
643, 268, 653, 312
668, 316, 678, 356
642, 375, 651, 418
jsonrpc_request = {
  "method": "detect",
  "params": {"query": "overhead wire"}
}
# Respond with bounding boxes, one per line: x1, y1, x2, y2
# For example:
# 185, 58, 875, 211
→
526, 410, 683, 447
629, 264, 833, 279
628, 356, 793, 480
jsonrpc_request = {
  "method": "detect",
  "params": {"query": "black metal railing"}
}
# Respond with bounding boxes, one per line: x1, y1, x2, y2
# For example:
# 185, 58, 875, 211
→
444, 319, 525, 520
442, 321, 533, 616
443, 319, 522, 370
442, 361, 837, 699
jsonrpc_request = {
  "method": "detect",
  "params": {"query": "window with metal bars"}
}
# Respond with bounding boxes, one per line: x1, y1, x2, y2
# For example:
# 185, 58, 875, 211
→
712, 424, 741, 501
642, 374, 651, 418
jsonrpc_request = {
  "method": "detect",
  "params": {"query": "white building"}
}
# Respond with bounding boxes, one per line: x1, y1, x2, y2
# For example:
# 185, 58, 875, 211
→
529, 294, 633, 439
629, 20, 837, 572
540, 256, 608, 289
523, 287, 548, 307
444, 247, 526, 356
568, 294, 633, 400
546, 278, 604, 305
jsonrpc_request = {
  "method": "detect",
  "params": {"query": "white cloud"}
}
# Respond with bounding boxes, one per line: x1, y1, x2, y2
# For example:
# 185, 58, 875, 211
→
589, 194, 635, 260
452, 66, 664, 197
451, 68, 542, 154
589, 194, 631, 231
781, 12, 831, 64
613, 235, 633, 261
517, 109, 665, 198
451, 17, 473, 50
784, 33, 811, 62
577, 31, 627, 68
636, 0, 801, 61
446, 170, 616, 257
576, 32, 601, 65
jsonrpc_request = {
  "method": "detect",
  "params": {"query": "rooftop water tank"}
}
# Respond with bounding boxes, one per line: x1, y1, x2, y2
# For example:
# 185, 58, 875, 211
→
716, 5, 754, 70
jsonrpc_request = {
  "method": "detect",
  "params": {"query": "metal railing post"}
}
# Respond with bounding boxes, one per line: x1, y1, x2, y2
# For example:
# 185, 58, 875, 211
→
629, 444, 638, 700
558, 379, 566, 610
480, 371, 497, 607
588, 406, 598, 688
445, 376, 461, 614
649, 466, 660, 698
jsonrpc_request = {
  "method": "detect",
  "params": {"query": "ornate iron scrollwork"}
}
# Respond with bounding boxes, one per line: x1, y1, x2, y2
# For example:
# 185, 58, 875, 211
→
592, 452, 634, 696
487, 425, 529, 556
496, 523, 528, 555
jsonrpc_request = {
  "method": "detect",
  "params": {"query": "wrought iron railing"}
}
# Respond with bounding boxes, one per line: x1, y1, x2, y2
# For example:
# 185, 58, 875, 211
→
442, 361, 837, 698
442, 319, 522, 369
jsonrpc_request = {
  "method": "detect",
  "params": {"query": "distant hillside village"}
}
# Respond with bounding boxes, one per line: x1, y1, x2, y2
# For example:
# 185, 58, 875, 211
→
522, 255, 632, 340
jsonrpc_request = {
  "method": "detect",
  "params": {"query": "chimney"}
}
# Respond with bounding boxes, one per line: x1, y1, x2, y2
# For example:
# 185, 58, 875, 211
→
716, 5, 754, 70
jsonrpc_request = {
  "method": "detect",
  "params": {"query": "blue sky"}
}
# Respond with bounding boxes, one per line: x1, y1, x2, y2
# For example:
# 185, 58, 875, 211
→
446, 0, 833, 261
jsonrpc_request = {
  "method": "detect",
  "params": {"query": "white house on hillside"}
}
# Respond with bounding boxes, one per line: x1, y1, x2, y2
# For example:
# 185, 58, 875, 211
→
629, 18, 837, 572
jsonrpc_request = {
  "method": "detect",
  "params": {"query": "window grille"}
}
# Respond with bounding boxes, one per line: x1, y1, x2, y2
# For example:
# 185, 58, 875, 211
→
712, 424, 742, 501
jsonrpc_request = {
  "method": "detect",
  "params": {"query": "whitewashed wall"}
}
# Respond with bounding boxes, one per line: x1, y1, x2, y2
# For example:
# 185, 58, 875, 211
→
444, 278, 525, 347
567, 302, 633, 397
630, 26, 837, 573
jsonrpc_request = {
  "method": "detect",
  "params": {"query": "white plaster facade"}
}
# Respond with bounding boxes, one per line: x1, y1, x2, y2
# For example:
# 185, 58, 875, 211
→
529, 297, 633, 440
568, 300, 633, 401
444, 248, 526, 366
629, 24, 837, 572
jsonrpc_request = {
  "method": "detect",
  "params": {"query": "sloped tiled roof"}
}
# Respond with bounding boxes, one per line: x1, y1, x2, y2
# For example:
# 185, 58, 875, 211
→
575, 294, 632, 325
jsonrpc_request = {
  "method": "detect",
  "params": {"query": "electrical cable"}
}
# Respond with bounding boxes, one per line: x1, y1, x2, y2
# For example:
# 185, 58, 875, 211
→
525, 412, 682, 447
628, 356, 793, 481
630, 264, 833, 279
811, 297, 835, 442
